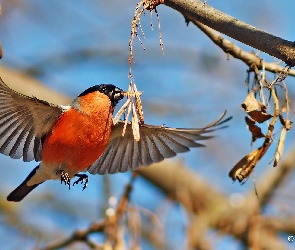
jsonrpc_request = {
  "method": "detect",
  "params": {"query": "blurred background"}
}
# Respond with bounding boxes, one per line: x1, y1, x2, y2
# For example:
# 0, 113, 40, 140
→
0, 0, 295, 249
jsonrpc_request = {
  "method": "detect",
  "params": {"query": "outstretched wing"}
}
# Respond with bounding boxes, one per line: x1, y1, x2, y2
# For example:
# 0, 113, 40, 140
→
0, 77, 64, 161
88, 111, 232, 175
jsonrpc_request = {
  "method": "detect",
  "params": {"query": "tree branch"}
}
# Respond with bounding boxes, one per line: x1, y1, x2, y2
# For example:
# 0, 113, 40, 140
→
164, 0, 295, 66
252, 148, 295, 207
265, 216, 295, 235
192, 20, 295, 76
40, 221, 106, 250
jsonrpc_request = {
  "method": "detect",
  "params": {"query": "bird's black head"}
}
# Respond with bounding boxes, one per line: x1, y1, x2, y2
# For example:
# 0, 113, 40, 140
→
79, 84, 124, 106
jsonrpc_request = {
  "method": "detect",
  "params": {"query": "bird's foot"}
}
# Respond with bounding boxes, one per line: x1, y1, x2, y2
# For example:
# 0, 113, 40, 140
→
59, 170, 71, 190
73, 174, 88, 191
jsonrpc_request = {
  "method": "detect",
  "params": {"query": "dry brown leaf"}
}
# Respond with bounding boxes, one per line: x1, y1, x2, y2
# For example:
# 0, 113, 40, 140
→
247, 110, 272, 123
241, 91, 266, 112
245, 116, 265, 142
229, 148, 260, 183
241, 91, 272, 123
230, 84, 279, 184
279, 114, 293, 131
285, 119, 292, 131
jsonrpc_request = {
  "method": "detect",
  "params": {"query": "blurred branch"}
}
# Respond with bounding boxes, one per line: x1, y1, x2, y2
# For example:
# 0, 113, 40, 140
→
0, 191, 56, 240
0, 65, 72, 104
187, 214, 211, 250
164, 0, 295, 66
40, 173, 137, 250
137, 162, 287, 249
253, 148, 295, 207
40, 220, 106, 250
192, 20, 295, 76
265, 216, 295, 235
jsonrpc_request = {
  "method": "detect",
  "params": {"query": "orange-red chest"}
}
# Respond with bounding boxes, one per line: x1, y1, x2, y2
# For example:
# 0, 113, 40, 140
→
42, 95, 114, 172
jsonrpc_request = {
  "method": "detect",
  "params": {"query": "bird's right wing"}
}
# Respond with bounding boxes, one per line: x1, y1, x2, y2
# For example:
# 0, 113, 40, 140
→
88, 111, 232, 175
0, 77, 64, 162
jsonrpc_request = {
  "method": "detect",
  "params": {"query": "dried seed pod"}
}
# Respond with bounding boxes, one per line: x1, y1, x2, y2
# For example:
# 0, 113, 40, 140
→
132, 102, 140, 141
229, 148, 260, 182
122, 100, 132, 137
113, 98, 131, 125
273, 128, 286, 167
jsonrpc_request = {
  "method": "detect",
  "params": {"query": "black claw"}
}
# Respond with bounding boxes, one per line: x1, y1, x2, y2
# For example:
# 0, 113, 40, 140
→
59, 170, 71, 190
73, 174, 88, 191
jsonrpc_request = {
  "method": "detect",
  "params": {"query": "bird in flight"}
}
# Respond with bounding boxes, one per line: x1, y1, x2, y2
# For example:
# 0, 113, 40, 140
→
0, 77, 231, 202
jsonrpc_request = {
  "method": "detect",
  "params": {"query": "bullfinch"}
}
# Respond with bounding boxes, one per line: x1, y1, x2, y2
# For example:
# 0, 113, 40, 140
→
0, 77, 230, 202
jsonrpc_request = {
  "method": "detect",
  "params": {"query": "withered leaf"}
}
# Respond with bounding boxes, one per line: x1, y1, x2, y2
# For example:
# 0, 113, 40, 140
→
245, 116, 265, 143
279, 114, 293, 131
247, 110, 272, 123
229, 148, 260, 183
241, 91, 267, 112
285, 119, 292, 131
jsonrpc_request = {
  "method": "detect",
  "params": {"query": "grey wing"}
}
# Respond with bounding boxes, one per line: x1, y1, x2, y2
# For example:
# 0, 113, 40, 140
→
0, 77, 64, 161
88, 111, 232, 175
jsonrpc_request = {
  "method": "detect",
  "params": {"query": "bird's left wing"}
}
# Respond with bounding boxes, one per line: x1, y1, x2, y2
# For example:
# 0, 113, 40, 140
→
0, 77, 64, 162
88, 111, 231, 175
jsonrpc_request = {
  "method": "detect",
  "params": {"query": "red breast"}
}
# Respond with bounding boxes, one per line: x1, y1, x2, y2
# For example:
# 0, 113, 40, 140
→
42, 91, 114, 172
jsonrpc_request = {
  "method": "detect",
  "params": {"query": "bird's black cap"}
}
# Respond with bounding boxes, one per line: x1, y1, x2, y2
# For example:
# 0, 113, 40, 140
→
79, 84, 124, 106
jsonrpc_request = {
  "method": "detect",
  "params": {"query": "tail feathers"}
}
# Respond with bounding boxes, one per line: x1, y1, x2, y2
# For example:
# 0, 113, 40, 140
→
7, 166, 43, 202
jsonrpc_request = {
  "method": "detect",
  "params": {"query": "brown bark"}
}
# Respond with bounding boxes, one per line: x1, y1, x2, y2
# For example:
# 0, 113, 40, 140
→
164, 0, 295, 66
